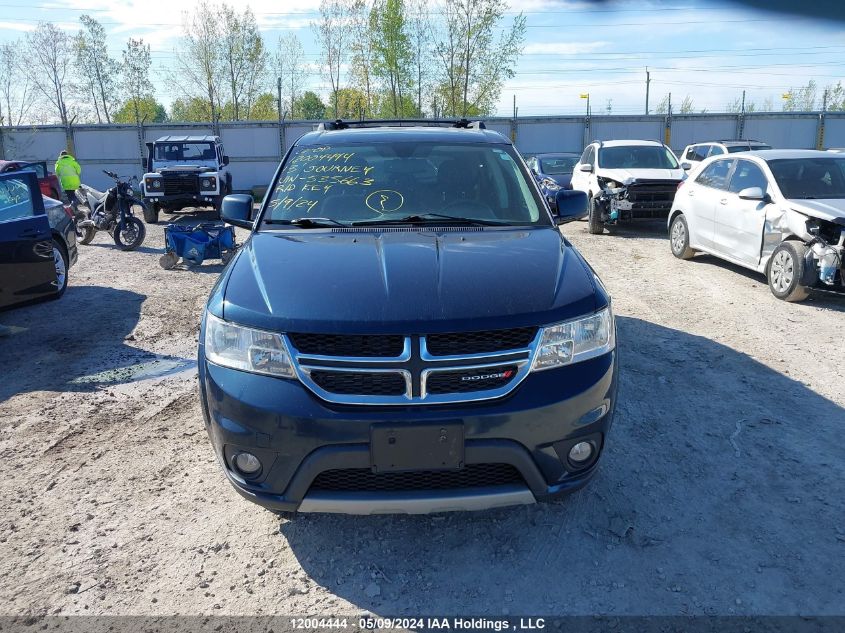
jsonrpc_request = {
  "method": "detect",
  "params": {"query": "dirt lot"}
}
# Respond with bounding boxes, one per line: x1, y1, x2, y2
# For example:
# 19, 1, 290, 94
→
1, 213, 843, 618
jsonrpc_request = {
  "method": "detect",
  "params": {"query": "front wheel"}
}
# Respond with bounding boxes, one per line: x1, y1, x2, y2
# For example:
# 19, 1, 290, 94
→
669, 214, 695, 260
143, 202, 160, 224
113, 217, 146, 251
51, 239, 69, 298
78, 225, 96, 245
768, 241, 813, 302
587, 197, 604, 235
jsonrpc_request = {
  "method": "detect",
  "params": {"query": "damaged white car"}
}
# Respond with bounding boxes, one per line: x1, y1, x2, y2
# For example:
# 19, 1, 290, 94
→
571, 139, 685, 235
668, 150, 845, 302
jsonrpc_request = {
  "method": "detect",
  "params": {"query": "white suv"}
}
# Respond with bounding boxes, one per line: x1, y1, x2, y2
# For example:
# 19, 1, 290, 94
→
680, 140, 771, 170
570, 139, 684, 234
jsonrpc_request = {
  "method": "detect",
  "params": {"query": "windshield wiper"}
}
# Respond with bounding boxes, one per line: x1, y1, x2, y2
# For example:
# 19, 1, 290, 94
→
264, 217, 349, 227
352, 213, 509, 227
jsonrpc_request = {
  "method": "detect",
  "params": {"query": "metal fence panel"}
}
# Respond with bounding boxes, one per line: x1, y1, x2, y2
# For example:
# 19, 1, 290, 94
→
2, 114, 844, 194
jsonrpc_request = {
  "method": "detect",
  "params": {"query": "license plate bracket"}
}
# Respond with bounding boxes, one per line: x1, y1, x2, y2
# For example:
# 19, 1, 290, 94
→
370, 423, 464, 473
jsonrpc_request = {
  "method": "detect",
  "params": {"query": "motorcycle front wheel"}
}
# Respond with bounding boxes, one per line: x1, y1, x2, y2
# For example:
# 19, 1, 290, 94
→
113, 217, 146, 251
78, 225, 97, 245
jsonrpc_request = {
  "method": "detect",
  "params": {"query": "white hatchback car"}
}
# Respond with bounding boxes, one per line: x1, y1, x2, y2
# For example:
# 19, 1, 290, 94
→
668, 150, 845, 301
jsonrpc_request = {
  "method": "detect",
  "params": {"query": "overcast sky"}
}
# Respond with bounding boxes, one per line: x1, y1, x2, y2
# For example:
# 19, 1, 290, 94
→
0, 0, 843, 117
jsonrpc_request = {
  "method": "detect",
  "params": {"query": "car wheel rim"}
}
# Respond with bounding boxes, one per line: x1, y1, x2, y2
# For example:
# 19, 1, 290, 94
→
771, 250, 793, 292
671, 220, 686, 253
53, 246, 66, 289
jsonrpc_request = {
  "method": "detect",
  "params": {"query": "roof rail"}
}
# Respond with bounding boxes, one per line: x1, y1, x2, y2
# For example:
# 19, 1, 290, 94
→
316, 118, 486, 131
717, 138, 766, 143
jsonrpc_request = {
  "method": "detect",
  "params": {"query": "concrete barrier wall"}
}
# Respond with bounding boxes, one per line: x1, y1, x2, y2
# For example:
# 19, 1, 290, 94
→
0, 112, 841, 192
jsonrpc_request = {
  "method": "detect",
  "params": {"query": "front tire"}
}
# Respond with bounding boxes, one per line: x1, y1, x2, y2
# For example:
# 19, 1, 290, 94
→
78, 225, 96, 245
669, 214, 695, 260
143, 202, 160, 224
51, 239, 69, 299
113, 217, 146, 251
588, 196, 604, 235
768, 241, 813, 302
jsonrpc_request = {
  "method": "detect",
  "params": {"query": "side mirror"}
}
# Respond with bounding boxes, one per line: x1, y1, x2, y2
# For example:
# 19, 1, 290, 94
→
221, 194, 254, 228
681, 162, 692, 171
738, 186, 765, 201
553, 189, 588, 224
579, 164, 593, 173
222, 155, 230, 166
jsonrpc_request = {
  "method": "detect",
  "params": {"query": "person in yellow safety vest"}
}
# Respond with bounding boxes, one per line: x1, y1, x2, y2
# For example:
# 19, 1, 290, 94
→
55, 150, 82, 207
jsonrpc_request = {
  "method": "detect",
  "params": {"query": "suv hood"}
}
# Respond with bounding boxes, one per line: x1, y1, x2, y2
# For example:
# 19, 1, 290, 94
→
156, 165, 215, 173
788, 198, 845, 224
598, 167, 684, 183
218, 228, 601, 334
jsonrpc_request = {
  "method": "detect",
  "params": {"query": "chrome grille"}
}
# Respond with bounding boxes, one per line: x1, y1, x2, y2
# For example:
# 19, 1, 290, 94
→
286, 331, 539, 406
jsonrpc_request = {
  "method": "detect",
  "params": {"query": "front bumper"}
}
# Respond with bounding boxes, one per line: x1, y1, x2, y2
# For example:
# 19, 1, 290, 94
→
199, 350, 618, 514
144, 193, 217, 208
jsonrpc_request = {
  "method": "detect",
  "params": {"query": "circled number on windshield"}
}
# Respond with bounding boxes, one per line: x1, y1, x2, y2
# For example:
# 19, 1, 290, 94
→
365, 189, 405, 214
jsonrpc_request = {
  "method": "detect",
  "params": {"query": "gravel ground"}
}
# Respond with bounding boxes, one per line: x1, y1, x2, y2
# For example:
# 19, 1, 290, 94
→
0, 213, 843, 618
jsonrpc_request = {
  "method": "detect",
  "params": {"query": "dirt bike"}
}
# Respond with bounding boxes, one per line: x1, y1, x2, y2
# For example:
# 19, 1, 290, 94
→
75, 171, 148, 251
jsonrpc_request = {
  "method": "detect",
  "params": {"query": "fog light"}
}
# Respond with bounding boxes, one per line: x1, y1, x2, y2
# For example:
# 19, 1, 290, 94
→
234, 452, 261, 475
568, 442, 593, 464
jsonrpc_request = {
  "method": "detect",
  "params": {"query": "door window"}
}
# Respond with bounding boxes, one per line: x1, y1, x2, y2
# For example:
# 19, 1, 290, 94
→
707, 145, 726, 157
0, 177, 35, 222
729, 160, 769, 194
695, 159, 734, 190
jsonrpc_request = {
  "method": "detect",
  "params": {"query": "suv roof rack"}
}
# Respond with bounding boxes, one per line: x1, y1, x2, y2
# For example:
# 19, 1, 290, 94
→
316, 118, 486, 131
717, 139, 766, 143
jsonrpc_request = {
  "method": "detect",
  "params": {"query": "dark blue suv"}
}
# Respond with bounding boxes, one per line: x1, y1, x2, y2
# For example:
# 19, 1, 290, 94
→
199, 120, 617, 515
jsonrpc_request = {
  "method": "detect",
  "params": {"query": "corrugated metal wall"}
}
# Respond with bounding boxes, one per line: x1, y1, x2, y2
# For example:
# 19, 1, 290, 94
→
0, 112, 842, 192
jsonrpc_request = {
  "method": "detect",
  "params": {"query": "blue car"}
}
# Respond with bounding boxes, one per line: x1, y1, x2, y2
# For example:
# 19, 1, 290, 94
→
0, 170, 77, 311
199, 120, 617, 515
526, 153, 580, 209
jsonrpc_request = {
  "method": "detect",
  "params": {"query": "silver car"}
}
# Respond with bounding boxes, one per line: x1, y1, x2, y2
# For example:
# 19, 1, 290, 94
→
667, 150, 844, 302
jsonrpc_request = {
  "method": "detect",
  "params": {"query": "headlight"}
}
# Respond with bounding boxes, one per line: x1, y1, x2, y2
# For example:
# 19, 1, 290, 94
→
531, 306, 615, 371
145, 177, 162, 190
204, 313, 295, 378
201, 176, 217, 190
542, 178, 561, 191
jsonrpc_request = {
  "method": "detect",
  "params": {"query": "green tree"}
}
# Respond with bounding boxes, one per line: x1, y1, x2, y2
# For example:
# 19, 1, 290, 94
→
348, 0, 376, 117
220, 4, 267, 120
432, 0, 526, 117
171, 96, 213, 122
824, 81, 845, 111
407, 0, 432, 116
177, 0, 223, 125
293, 90, 327, 119
783, 80, 817, 111
74, 15, 119, 123
248, 92, 278, 120
121, 38, 154, 125
26, 22, 73, 125
370, 0, 414, 117
335, 87, 368, 119
114, 97, 167, 123
313, 0, 355, 118
275, 33, 309, 117
0, 40, 34, 126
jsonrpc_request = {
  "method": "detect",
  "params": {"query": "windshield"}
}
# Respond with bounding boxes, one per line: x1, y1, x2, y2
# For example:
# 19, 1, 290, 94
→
540, 156, 578, 175
598, 145, 679, 170
768, 157, 845, 199
728, 144, 772, 153
263, 142, 547, 226
154, 142, 216, 163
